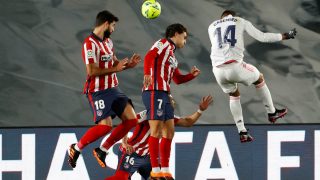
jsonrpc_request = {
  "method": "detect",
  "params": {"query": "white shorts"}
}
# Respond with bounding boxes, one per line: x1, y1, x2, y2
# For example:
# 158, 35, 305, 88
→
212, 61, 260, 93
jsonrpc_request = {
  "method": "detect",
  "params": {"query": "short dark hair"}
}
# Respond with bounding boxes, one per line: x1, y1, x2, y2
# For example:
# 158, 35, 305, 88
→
95, 10, 119, 27
165, 23, 187, 38
221, 10, 236, 18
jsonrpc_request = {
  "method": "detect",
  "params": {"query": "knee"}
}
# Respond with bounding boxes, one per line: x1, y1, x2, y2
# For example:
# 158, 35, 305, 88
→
229, 88, 240, 97
253, 74, 264, 85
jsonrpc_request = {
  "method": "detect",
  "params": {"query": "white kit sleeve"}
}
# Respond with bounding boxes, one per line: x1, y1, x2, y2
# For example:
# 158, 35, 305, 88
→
244, 19, 282, 43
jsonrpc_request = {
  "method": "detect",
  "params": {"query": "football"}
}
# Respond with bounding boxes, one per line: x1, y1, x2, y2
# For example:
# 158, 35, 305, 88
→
141, 0, 161, 19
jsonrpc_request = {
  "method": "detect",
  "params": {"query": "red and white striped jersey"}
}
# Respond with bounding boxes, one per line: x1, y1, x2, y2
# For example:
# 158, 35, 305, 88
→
121, 110, 180, 156
143, 38, 179, 92
82, 33, 118, 94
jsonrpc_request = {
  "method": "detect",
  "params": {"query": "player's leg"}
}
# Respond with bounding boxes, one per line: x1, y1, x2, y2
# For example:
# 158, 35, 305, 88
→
148, 120, 163, 178
68, 91, 114, 168
229, 88, 253, 143
253, 74, 287, 123
160, 119, 174, 180
105, 149, 137, 180
94, 88, 138, 167
137, 157, 152, 180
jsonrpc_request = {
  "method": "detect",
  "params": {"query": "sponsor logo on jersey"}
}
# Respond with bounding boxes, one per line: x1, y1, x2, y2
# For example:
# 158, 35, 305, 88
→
101, 54, 112, 62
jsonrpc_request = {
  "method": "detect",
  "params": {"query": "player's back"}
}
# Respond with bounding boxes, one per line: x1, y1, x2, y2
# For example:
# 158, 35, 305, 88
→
208, 15, 246, 66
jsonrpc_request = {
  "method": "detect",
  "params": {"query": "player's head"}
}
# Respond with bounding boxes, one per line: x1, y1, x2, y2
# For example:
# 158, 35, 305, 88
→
95, 10, 119, 38
165, 23, 188, 48
246, 42, 313, 78
221, 10, 236, 18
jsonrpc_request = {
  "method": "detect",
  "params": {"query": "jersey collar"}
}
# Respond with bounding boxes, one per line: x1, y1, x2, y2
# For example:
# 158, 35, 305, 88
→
91, 32, 105, 42
166, 38, 176, 52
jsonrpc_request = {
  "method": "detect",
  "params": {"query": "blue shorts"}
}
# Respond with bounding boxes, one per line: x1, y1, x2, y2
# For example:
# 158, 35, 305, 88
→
142, 91, 174, 121
117, 148, 151, 179
87, 87, 133, 123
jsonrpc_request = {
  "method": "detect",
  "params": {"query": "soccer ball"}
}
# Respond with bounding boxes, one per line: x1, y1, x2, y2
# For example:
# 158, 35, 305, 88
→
141, 0, 161, 19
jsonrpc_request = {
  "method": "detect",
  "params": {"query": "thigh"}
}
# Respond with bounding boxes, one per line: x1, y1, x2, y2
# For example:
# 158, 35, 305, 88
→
117, 150, 148, 177
87, 90, 116, 124
236, 62, 260, 86
111, 87, 132, 118
213, 66, 237, 94
142, 91, 172, 120
137, 156, 152, 179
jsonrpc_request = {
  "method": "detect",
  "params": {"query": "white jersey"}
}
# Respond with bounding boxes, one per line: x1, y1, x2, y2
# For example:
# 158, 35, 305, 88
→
208, 15, 282, 67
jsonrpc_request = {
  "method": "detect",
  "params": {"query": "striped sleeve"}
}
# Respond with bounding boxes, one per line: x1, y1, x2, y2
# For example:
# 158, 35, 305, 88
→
83, 41, 97, 64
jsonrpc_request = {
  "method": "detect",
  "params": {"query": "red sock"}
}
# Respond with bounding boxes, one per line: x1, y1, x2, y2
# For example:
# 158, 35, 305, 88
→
77, 125, 112, 150
102, 118, 138, 150
105, 170, 129, 180
160, 137, 172, 168
149, 136, 160, 168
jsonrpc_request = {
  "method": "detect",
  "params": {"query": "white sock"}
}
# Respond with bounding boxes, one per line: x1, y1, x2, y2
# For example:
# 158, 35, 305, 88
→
255, 81, 276, 113
74, 144, 81, 152
152, 167, 161, 173
230, 96, 246, 133
161, 167, 170, 173
100, 146, 108, 153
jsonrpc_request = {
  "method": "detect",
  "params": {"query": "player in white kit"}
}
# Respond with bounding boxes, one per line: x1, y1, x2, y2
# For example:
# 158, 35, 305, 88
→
208, 10, 297, 142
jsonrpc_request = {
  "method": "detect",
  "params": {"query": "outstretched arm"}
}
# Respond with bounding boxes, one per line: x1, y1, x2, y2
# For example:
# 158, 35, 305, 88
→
176, 95, 213, 127
244, 19, 283, 43
172, 66, 200, 84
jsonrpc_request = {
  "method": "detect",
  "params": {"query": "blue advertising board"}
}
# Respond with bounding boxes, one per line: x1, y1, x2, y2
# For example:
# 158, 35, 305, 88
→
0, 124, 319, 180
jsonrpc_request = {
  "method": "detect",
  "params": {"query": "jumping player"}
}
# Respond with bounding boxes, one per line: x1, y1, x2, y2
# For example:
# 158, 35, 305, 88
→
68, 10, 141, 168
208, 10, 296, 142
105, 95, 213, 180
142, 23, 201, 179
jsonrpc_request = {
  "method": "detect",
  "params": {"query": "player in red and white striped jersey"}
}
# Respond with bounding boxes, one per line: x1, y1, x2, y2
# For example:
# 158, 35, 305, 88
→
105, 95, 213, 180
68, 10, 141, 169
142, 24, 201, 180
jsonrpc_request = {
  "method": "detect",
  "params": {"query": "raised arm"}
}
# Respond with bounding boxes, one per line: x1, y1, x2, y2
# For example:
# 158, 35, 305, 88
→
176, 95, 213, 127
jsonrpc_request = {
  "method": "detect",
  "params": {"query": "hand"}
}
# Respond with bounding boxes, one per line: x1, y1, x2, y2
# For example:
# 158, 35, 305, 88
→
169, 94, 176, 108
190, 66, 201, 77
283, 28, 297, 40
113, 58, 128, 72
122, 143, 134, 155
127, 53, 141, 68
199, 95, 213, 111
143, 75, 152, 87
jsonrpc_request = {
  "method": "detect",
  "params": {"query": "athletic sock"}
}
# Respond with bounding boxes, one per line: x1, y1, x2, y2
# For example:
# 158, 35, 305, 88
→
160, 137, 172, 168
229, 96, 246, 133
77, 125, 112, 150
255, 80, 276, 113
101, 118, 138, 150
149, 136, 160, 170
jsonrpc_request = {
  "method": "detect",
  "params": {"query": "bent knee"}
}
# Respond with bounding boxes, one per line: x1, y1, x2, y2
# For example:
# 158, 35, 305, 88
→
229, 88, 240, 97
253, 73, 264, 85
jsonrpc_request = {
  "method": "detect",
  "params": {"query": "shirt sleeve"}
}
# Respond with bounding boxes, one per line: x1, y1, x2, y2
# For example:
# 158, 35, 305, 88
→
144, 48, 158, 75
83, 41, 97, 64
172, 68, 195, 84
244, 19, 282, 43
